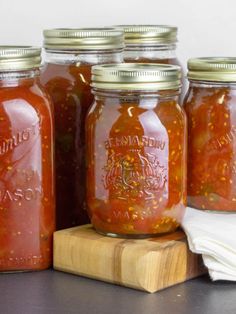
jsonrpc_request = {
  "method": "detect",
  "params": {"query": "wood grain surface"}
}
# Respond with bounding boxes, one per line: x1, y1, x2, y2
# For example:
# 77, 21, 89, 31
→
53, 225, 206, 293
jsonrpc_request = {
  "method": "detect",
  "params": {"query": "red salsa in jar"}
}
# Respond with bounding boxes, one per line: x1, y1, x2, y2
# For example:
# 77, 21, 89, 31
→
40, 28, 124, 229
184, 57, 236, 211
0, 47, 55, 271
87, 63, 187, 237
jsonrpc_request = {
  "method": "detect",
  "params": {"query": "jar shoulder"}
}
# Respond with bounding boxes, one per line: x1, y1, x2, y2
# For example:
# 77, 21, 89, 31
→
40, 62, 92, 98
184, 85, 236, 110
0, 82, 53, 119
40, 62, 91, 83
88, 98, 186, 134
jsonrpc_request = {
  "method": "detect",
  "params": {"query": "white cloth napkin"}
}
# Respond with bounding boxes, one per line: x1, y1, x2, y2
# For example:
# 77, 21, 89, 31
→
181, 207, 236, 281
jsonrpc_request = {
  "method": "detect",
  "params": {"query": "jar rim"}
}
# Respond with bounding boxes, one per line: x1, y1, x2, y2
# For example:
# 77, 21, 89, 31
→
43, 28, 125, 51
91, 63, 181, 91
0, 46, 41, 71
114, 25, 178, 45
188, 57, 236, 82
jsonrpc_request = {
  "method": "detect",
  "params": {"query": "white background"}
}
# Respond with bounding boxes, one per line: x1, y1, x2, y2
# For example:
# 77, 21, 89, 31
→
1, 0, 236, 69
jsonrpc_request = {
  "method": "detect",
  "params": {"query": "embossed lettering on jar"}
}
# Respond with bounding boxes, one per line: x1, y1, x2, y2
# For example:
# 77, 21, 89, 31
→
184, 57, 236, 211
87, 63, 187, 237
40, 28, 124, 229
0, 47, 55, 271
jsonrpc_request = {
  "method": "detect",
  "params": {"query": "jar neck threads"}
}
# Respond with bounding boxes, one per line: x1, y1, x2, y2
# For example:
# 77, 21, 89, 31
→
0, 69, 39, 87
188, 80, 236, 88
124, 45, 177, 61
44, 49, 123, 65
93, 89, 180, 104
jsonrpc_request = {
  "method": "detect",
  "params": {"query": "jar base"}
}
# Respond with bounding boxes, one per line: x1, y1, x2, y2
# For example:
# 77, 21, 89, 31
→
0, 270, 32, 274
95, 228, 179, 239
0, 265, 51, 273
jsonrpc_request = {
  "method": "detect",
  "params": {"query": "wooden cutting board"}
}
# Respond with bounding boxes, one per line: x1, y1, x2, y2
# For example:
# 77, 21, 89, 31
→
53, 225, 206, 293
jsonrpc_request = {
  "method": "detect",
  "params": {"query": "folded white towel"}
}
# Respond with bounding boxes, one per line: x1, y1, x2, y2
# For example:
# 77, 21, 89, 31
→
181, 207, 236, 281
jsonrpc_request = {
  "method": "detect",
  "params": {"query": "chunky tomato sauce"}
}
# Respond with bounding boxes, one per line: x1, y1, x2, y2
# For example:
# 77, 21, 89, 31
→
87, 92, 186, 236
0, 76, 55, 271
184, 83, 236, 211
40, 63, 92, 229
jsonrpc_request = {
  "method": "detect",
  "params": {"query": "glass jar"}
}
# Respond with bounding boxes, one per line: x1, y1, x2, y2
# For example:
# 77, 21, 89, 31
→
0, 47, 55, 271
87, 63, 187, 237
184, 57, 236, 211
40, 28, 124, 230
117, 25, 185, 100
118, 25, 180, 65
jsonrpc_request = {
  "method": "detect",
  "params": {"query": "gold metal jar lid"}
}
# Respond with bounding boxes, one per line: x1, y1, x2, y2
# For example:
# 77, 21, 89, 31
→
91, 63, 181, 90
0, 46, 41, 71
43, 28, 124, 50
115, 25, 177, 45
188, 57, 236, 82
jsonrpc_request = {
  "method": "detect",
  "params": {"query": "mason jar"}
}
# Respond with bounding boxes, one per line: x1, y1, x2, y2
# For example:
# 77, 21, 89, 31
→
40, 28, 124, 229
86, 63, 187, 237
0, 47, 55, 271
118, 25, 180, 65
116, 25, 185, 100
184, 57, 236, 211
